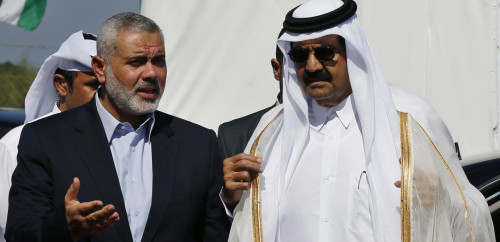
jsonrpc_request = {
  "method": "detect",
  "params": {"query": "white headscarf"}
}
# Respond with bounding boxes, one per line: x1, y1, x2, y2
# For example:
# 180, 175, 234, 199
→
24, 30, 96, 123
276, 0, 402, 240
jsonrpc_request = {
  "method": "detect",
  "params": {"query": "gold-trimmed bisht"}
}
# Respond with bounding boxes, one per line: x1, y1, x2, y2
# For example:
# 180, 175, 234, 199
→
399, 112, 474, 242
249, 109, 283, 242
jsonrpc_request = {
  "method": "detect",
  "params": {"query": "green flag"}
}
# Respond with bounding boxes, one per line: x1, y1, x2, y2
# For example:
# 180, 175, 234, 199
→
0, 0, 47, 31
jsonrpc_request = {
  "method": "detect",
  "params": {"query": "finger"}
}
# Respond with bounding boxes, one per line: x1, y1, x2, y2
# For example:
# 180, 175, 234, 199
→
97, 211, 120, 231
109, 211, 120, 222
225, 153, 262, 165
88, 204, 116, 221
224, 172, 252, 190
255, 155, 263, 164
231, 159, 263, 173
77, 200, 105, 216
82, 210, 119, 234
86, 205, 118, 227
225, 180, 252, 191
65, 177, 80, 204
227, 171, 252, 183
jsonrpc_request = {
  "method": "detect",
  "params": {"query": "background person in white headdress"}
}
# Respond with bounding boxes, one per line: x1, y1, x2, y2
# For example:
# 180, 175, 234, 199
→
0, 30, 98, 241
222, 0, 494, 241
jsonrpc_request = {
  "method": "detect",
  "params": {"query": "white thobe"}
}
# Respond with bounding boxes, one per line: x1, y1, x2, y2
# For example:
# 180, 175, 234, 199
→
270, 96, 375, 242
0, 104, 60, 241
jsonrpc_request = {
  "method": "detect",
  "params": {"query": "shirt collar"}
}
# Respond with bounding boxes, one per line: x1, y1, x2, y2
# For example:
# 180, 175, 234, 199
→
95, 93, 155, 143
52, 103, 62, 115
308, 95, 355, 130
336, 95, 355, 129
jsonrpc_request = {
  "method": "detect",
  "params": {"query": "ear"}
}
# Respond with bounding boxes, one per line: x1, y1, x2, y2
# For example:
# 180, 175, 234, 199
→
53, 74, 68, 97
92, 55, 107, 85
271, 58, 281, 81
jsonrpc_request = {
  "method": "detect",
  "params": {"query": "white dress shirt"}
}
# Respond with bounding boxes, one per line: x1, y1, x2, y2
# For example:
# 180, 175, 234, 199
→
95, 97, 154, 242
271, 96, 375, 242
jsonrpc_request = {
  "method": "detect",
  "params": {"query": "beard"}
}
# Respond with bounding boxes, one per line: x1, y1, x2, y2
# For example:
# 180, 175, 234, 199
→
104, 66, 164, 115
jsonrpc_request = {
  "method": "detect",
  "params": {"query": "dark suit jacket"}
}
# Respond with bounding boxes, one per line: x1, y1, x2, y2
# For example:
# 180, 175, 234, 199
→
217, 106, 273, 159
6, 98, 229, 242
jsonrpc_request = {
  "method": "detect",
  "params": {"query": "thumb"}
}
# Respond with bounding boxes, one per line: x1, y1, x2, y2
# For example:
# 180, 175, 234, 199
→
65, 177, 80, 204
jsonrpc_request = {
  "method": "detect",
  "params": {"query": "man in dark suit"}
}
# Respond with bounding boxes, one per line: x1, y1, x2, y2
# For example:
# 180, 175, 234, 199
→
217, 39, 283, 159
218, 107, 273, 159
6, 12, 228, 242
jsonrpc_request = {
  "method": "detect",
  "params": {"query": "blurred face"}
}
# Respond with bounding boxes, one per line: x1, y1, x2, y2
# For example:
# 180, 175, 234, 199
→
291, 34, 351, 107
65, 71, 99, 109
105, 30, 167, 115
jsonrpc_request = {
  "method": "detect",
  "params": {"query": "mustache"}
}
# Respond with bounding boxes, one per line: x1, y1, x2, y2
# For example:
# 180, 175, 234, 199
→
302, 68, 332, 85
134, 79, 160, 92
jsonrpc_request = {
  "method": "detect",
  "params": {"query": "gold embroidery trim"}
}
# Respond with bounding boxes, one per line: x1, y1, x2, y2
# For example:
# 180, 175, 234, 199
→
400, 111, 474, 241
249, 109, 283, 242
417, 123, 474, 242
400, 112, 412, 242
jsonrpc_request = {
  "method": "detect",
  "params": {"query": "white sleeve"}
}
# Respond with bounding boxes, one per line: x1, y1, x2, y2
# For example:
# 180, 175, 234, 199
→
0, 126, 23, 241
0, 141, 17, 242
219, 188, 235, 220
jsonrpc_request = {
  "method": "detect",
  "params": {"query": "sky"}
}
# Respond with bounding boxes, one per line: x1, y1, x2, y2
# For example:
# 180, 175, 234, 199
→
0, 0, 140, 68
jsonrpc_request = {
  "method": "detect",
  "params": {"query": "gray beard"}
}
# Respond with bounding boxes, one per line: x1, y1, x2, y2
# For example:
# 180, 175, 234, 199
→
104, 66, 163, 115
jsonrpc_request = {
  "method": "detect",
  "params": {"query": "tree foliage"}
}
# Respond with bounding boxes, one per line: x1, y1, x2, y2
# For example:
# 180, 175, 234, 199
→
0, 59, 38, 108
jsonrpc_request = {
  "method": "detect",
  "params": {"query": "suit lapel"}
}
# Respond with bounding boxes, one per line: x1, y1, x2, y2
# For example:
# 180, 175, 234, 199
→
73, 99, 133, 241
142, 112, 178, 241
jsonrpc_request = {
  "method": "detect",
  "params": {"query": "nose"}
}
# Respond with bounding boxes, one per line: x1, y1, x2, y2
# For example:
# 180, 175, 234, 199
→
305, 51, 323, 73
141, 61, 158, 81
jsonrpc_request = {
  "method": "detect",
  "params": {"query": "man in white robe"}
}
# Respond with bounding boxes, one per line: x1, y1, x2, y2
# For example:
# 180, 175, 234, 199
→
221, 0, 495, 241
0, 31, 98, 241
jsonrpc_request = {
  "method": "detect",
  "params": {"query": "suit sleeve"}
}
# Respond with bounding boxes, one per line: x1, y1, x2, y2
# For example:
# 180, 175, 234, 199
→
203, 130, 230, 241
5, 124, 73, 242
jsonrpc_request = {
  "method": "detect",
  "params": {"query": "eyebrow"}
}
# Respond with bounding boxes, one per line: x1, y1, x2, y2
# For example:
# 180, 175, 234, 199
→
126, 53, 165, 60
125, 55, 147, 61
153, 54, 165, 59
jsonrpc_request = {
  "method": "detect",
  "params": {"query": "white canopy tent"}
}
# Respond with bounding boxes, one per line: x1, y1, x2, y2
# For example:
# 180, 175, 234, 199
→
141, 0, 499, 160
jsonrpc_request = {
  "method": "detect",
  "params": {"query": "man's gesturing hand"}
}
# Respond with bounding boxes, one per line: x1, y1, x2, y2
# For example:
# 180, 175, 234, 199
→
221, 153, 263, 210
65, 177, 119, 238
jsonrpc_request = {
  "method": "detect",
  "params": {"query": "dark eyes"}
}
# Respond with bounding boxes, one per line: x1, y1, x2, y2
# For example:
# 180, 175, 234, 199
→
152, 56, 166, 66
127, 58, 145, 66
86, 79, 100, 89
127, 56, 165, 66
288, 46, 339, 63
